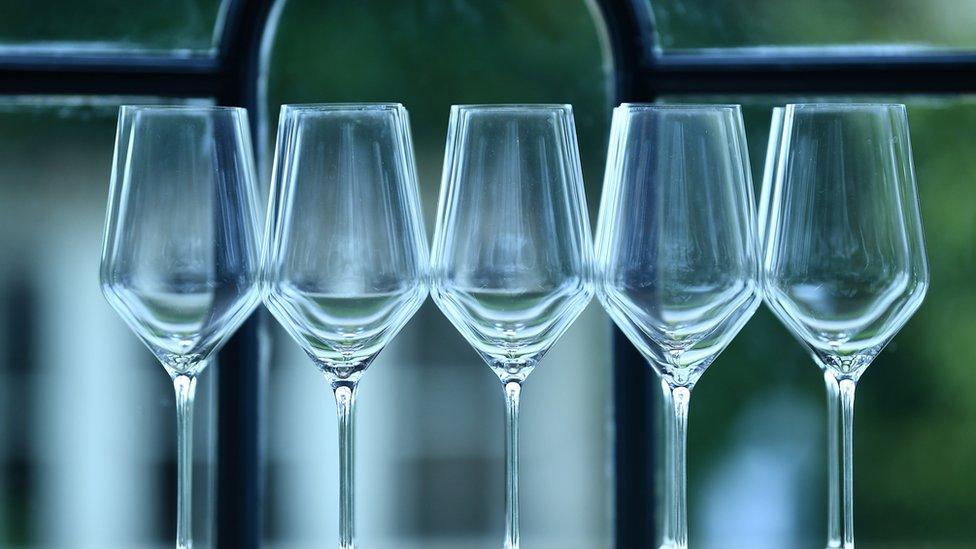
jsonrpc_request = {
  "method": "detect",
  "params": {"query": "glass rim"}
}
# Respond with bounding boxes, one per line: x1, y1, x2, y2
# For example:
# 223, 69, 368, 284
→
119, 104, 246, 114
281, 102, 404, 112
618, 103, 742, 111
786, 102, 907, 110
451, 103, 573, 112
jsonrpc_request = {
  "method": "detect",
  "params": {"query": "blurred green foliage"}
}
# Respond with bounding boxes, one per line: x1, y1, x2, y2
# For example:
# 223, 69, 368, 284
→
649, 0, 976, 50
0, 0, 224, 52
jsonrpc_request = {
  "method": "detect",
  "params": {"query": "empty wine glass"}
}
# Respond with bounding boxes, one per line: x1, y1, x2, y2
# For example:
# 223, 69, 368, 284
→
261, 103, 429, 549
100, 105, 263, 549
762, 103, 929, 549
594, 104, 761, 549
430, 104, 593, 548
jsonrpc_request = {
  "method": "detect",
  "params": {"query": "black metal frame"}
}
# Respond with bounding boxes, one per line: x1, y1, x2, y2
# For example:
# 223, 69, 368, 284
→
1, 0, 974, 546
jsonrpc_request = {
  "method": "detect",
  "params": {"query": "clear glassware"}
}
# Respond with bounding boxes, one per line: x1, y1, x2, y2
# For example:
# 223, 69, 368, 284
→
761, 103, 929, 549
594, 104, 762, 549
261, 103, 429, 549
430, 104, 594, 549
100, 105, 263, 549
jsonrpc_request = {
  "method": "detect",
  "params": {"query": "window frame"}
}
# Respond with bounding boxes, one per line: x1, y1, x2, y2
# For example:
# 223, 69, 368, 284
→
0, 0, 972, 547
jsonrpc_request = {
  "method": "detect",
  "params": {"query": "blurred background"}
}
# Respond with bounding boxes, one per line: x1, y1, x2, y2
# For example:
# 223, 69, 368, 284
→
0, 0, 974, 548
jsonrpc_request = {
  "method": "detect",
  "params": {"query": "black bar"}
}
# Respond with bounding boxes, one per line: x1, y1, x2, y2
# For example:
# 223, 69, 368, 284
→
612, 329, 659, 548
0, 54, 221, 96
593, 2, 660, 547
212, 1, 277, 548
212, 316, 265, 549
648, 51, 976, 95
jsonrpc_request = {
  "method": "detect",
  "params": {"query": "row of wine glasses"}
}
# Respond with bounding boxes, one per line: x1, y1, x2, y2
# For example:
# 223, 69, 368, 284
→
101, 102, 927, 549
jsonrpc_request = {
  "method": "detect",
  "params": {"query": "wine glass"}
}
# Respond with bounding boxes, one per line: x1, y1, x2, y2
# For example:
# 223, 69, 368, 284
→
100, 105, 263, 549
594, 104, 761, 549
761, 103, 929, 549
429, 104, 594, 548
261, 103, 429, 549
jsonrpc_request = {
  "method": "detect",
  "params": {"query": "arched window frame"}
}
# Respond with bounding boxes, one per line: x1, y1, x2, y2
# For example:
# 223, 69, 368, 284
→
1, 1, 973, 546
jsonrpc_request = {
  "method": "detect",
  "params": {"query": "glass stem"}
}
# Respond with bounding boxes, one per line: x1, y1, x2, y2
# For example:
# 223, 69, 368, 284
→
668, 384, 691, 549
839, 378, 857, 549
173, 374, 197, 549
504, 380, 522, 549
824, 371, 841, 549
660, 378, 676, 548
333, 381, 358, 549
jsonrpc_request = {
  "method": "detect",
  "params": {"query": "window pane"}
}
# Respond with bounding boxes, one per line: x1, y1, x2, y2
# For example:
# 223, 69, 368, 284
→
662, 95, 976, 547
0, 98, 217, 547
649, 0, 976, 52
263, 1, 611, 547
0, 0, 228, 55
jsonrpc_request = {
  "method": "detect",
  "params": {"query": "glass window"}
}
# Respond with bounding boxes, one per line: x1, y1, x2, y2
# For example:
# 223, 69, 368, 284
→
661, 94, 976, 546
0, 98, 217, 547
262, 1, 612, 546
0, 0, 229, 56
649, 0, 976, 52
